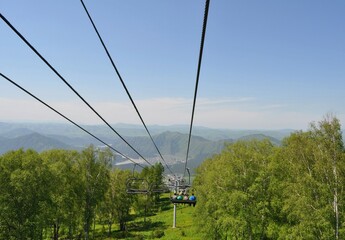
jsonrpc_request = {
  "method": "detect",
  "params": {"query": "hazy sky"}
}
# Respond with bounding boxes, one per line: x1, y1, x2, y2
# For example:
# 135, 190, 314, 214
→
1, 1, 345, 130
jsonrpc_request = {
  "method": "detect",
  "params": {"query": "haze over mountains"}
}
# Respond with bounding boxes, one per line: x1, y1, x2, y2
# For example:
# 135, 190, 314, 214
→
0, 122, 293, 173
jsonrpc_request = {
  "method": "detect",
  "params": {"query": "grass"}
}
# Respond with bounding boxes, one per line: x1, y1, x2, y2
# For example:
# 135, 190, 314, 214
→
97, 194, 202, 239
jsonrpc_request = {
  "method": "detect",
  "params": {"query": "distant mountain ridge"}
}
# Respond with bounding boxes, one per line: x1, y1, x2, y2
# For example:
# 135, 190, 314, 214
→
0, 132, 73, 154
0, 122, 292, 172
0, 122, 294, 140
1, 122, 345, 174
0, 127, 230, 169
0, 127, 36, 138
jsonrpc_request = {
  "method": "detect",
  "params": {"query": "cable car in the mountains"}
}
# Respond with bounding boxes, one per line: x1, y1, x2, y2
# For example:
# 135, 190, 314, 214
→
126, 163, 150, 194
126, 177, 150, 194
169, 174, 196, 206
150, 182, 170, 193
170, 192, 196, 206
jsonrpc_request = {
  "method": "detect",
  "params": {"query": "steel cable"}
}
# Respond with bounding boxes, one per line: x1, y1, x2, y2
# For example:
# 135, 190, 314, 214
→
184, 0, 211, 177
80, 0, 174, 175
0, 13, 153, 167
0, 72, 145, 168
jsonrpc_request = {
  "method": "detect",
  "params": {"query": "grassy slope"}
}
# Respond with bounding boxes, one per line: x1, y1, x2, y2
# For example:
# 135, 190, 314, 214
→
99, 195, 202, 239
149, 199, 201, 240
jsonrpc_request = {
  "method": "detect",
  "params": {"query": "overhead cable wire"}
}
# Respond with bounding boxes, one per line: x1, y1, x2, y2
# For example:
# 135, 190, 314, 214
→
0, 72, 145, 168
184, 0, 210, 177
80, 0, 174, 175
0, 13, 153, 167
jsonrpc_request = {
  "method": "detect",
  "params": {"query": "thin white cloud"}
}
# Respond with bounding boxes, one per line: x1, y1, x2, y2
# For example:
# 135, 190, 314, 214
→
259, 104, 287, 110
193, 108, 315, 129
0, 98, 58, 122
196, 97, 255, 106
0, 97, 342, 130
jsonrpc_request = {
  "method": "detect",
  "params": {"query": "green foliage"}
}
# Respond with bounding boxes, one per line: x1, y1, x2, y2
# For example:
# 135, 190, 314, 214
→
0, 149, 53, 239
78, 145, 111, 239
151, 229, 165, 238
0, 146, 113, 239
193, 115, 345, 240
98, 168, 133, 234
273, 114, 345, 239
0, 145, 194, 239
40, 149, 83, 239
131, 163, 166, 218
194, 139, 275, 239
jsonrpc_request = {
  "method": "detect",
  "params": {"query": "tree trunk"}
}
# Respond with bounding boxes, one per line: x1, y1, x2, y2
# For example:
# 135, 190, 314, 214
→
119, 221, 126, 231
108, 222, 112, 237
334, 189, 339, 240
84, 200, 91, 240
247, 222, 253, 240
333, 164, 339, 240
53, 223, 59, 240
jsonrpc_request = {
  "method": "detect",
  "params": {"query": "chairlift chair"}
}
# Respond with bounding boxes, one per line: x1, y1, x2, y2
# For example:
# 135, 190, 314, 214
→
170, 192, 197, 206
126, 177, 150, 194
150, 182, 170, 193
126, 163, 150, 194
169, 180, 197, 206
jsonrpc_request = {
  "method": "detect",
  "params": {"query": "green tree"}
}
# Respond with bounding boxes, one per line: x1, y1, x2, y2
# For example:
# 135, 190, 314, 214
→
275, 115, 345, 239
194, 139, 275, 239
130, 163, 165, 218
40, 149, 83, 240
141, 163, 165, 204
98, 168, 134, 234
78, 145, 111, 240
311, 115, 344, 239
0, 149, 53, 239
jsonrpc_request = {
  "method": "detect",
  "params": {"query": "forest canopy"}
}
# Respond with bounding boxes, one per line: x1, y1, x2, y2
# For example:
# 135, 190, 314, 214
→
193, 115, 345, 239
0, 145, 164, 239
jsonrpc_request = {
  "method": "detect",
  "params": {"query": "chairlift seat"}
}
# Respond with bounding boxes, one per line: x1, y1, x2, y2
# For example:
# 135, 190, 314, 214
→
170, 198, 197, 204
127, 189, 150, 194
126, 178, 150, 194
150, 183, 170, 193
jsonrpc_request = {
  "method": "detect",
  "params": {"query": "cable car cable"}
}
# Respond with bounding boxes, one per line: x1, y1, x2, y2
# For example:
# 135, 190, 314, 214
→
0, 72, 146, 168
183, 0, 210, 177
0, 13, 153, 167
79, 0, 174, 175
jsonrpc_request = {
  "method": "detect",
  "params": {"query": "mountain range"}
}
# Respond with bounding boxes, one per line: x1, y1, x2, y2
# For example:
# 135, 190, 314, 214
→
0, 122, 293, 173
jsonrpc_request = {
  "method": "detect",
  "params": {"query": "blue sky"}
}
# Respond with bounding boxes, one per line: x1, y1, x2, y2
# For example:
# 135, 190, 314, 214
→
1, 0, 345, 130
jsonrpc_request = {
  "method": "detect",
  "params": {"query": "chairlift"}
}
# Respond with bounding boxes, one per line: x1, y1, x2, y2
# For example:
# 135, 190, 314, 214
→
170, 191, 197, 206
169, 177, 197, 206
126, 163, 150, 194
126, 177, 150, 194
150, 182, 170, 193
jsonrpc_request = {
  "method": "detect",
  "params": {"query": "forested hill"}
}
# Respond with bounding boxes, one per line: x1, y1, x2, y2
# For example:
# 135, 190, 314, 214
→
0, 128, 230, 163
0, 133, 73, 154
0, 122, 287, 168
238, 133, 281, 145
0, 122, 293, 141
111, 131, 226, 160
